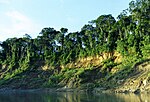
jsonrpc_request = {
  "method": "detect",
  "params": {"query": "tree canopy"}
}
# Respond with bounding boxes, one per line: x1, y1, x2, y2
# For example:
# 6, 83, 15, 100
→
0, 0, 149, 69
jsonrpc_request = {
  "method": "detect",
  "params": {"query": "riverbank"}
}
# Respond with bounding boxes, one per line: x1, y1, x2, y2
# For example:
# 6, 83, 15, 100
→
0, 86, 150, 95
0, 57, 150, 94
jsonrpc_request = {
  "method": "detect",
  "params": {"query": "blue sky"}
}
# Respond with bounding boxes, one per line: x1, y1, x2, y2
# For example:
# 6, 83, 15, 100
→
0, 0, 132, 41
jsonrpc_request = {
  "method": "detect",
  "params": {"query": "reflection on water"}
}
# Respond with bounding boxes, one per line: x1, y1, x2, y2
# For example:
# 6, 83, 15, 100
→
0, 91, 149, 102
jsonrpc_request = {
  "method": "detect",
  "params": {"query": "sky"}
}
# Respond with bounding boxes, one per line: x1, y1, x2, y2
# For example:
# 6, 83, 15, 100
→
0, 0, 132, 41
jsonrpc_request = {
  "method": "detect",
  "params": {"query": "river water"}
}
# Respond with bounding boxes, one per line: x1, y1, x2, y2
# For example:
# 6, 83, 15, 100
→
0, 91, 149, 102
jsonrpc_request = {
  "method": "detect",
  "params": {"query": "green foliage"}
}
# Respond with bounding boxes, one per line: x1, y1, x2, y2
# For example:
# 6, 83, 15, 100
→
0, 0, 149, 89
101, 58, 118, 73
43, 74, 63, 87
1, 0, 150, 67
62, 69, 77, 78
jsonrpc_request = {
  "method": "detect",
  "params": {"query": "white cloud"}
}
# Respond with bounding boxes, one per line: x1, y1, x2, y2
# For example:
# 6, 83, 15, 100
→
0, 10, 40, 41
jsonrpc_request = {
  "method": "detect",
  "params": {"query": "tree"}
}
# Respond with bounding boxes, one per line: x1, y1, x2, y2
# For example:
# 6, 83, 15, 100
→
93, 14, 117, 52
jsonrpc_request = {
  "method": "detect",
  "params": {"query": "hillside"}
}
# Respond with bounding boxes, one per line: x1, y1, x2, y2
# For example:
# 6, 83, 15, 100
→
0, 0, 150, 93
0, 52, 150, 93
115, 60, 150, 93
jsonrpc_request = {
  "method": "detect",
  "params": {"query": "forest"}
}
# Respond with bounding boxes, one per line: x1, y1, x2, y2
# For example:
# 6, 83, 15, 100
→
0, 0, 149, 90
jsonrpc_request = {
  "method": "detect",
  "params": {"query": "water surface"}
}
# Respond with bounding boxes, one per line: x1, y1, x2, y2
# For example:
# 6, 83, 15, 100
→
0, 90, 149, 102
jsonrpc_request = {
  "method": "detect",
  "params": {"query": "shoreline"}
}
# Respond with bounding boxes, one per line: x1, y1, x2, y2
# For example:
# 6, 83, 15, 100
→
0, 87, 150, 94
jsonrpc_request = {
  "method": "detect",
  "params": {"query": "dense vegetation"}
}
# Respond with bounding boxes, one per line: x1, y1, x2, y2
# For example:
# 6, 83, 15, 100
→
0, 0, 149, 89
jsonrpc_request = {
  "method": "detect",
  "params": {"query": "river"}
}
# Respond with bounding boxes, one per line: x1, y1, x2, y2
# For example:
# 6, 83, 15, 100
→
0, 90, 149, 102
